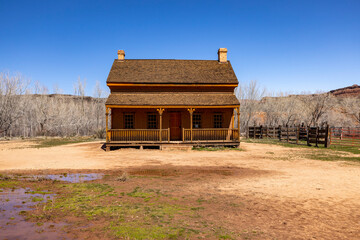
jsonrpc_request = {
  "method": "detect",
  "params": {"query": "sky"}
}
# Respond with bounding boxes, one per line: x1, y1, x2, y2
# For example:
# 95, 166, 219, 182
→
0, 0, 359, 96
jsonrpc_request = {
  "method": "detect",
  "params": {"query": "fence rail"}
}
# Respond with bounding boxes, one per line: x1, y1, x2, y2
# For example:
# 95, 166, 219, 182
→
247, 125, 330, 147
330, 127, 360, 146
183, 128, 239, 142
108, 129, 170, 142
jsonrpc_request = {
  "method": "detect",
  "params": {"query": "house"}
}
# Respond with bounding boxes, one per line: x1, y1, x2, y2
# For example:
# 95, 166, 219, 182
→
105, 48, 240, 150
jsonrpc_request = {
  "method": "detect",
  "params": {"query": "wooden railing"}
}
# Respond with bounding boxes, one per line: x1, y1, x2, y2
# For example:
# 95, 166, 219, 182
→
183, 128, 239, 142
108, 129, 170, 142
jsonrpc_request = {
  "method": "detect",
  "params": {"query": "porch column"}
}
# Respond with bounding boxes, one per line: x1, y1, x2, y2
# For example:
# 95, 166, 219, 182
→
157, 108, 165, 142
227, 108, 236, 141
187, 108, 195, 142
105, 107, 109, 143
232, 109, 235, 129
237, 106, 240, 144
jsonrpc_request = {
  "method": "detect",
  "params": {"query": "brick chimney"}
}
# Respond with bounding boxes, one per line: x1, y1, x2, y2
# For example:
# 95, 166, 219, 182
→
218, 48, 227, 63
117, 50, 125, 60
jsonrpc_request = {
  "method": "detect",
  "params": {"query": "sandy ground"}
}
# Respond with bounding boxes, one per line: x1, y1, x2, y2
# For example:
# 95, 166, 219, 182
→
1, 140, 360, 239
1, 140, 359, 202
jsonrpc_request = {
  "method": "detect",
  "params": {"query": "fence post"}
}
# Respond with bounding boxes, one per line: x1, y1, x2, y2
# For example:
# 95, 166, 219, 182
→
340, 127, 343, 140
266, 127, 268, 139
273, 126, 276, 139
315, 126, 319, 147
260, 125, 263, 139
325, 125, 329, 148
278, 125, 282, 141
296, 124, 300, 145
253, 126, 256, 139
286, 125, 289, 143
307, 126, 310, 146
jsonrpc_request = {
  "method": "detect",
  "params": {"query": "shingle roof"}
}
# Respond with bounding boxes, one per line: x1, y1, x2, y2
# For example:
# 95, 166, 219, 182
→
105, 92, 239, 106
106, 59, 238, 84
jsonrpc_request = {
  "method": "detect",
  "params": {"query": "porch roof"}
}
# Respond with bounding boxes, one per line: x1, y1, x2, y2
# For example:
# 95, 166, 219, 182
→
105, 92, 239, 106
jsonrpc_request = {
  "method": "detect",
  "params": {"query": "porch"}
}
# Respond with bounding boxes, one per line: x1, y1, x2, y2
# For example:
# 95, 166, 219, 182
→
105, 106, 240, 150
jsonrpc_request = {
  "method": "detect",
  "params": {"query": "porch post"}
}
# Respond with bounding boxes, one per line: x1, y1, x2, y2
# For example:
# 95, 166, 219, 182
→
106, 107, 109, 143
232, 109, 235, 129
237, 106, 240, 143
157, 108, 165, 142
187, 108, 195, 142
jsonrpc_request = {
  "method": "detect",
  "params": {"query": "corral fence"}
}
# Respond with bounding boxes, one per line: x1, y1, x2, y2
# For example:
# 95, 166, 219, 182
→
247, 125, 360, 148
329, 127, 360, 146
246, 125, 331, 148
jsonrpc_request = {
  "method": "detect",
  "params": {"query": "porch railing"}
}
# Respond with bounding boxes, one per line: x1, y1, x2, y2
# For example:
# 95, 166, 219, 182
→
108, 129, 170, 142
183, 128, 239, 142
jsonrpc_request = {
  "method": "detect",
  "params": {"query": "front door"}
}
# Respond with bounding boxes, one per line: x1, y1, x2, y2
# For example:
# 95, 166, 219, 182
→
170, 112, 181, 140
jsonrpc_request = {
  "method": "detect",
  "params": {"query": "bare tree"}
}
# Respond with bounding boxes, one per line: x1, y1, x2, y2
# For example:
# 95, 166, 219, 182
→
93, 81, 104, 129
235, 80, 266, 131
0, 72, 28, 136
338, 97, 360, 125
301, 92, 332, 126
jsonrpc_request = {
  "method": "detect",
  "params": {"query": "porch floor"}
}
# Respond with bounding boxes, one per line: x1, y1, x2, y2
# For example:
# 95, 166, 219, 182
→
105, 141, 240, 151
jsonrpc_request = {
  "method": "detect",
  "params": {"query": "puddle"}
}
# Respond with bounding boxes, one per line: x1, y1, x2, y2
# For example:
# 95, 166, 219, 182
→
0, 173, 102, 239
25, 173, 103, 183
0, 188, 68, 239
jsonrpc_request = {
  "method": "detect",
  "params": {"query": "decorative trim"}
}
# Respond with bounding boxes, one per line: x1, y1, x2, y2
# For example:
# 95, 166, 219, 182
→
106, 105, 239, 109
107, 83, 238, 87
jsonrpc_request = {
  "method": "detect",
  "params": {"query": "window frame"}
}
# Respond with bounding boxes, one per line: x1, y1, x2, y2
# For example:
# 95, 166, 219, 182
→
124, 113, 135, 129
147, 113, 158, 129
213, 113, 223, 128
192, 113, 202, 128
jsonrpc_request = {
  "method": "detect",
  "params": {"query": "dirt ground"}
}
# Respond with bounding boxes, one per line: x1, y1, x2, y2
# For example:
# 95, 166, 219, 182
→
1, 140, 360, 239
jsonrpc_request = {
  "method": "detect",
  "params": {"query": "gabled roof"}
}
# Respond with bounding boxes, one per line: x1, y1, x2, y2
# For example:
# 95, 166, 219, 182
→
105, 92, 239, 106
106, 59, 238, 84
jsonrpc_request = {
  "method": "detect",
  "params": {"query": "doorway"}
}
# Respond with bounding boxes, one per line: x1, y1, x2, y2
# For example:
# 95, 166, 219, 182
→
169, 112, 181, 141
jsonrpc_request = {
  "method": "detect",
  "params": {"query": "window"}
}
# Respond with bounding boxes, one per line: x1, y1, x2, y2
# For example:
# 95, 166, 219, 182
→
124, 113, 134, 129
147, 113, 157, 129
213, 114, 222, 128
193, 113, 201, 128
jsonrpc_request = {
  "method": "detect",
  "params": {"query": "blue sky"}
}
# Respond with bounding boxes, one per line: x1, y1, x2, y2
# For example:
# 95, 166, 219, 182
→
0, 0, 359, 96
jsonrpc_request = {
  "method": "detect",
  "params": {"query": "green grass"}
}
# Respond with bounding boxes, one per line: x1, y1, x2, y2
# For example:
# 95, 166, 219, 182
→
328, 145, 360, 154
25, 190, 53, 194
0, 174, 242, 239
244, 138, 360, 154
31, 197, 44, 202
127, 186, 156, 200
109, 222, 185, 240
37, 182, 197, 239
192, 146, 243, 151
31, 137, 95, 148
244, 138, 360, 162
303, 153, 360, 162
0, 180, 18, 188
243, 138, 314, 149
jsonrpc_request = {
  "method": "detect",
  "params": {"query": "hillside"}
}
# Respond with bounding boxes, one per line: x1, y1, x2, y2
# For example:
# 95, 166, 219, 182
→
329, 84, 360, 98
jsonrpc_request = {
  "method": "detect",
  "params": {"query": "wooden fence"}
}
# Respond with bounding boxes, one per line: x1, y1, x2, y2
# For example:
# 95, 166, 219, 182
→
247, 125, 330, 147
329, 127, 360, 146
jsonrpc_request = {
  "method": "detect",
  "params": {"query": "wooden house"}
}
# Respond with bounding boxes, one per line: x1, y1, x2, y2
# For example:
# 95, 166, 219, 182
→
105, 48, 240, 150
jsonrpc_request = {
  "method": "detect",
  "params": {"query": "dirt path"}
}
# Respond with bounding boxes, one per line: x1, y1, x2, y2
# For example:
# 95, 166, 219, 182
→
1, 140, 360, 239
1, 141, 359, 202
